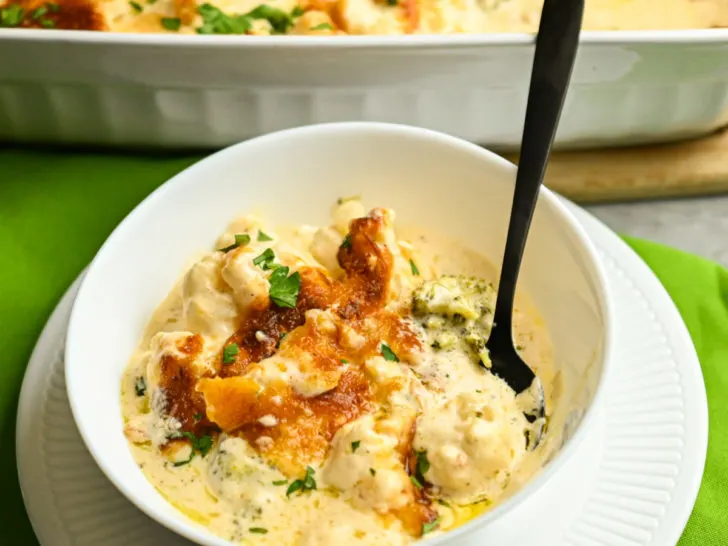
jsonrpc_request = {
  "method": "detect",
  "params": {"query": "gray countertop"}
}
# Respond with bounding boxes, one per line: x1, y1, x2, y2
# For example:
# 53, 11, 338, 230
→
585, 195, 728, 268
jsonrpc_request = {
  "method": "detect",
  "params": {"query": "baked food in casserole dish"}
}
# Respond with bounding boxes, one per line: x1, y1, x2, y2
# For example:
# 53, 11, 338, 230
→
2, 1, 728, 150
0, 0, 726, 35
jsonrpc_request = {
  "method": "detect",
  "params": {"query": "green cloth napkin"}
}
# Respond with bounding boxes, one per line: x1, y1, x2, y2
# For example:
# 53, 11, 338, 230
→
1, 148, 726, 544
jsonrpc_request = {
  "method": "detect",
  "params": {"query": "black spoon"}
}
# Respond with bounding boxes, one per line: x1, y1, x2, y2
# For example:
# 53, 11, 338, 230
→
484, 0, 584, 450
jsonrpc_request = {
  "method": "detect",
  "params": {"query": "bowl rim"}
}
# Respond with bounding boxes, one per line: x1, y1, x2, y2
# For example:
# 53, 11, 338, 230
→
2, 27, 728, 47
65, 121, 615, 546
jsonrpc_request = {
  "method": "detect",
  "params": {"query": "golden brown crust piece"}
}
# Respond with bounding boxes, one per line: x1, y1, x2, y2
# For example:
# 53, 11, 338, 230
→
3, 0, 107, 30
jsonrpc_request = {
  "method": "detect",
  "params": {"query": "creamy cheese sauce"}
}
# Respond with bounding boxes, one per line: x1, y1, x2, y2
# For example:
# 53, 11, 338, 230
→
121, 200, 555, 544
0, 0, 726, 34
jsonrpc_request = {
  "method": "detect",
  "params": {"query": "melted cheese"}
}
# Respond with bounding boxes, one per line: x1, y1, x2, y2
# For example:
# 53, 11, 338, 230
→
121, 198, 556, 545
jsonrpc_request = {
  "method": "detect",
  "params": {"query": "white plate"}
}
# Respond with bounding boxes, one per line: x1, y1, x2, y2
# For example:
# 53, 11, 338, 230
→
16, 202, 708, 546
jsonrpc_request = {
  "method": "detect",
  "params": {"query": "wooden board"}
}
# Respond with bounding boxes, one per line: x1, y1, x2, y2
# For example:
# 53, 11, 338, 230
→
504, 127, 728, 203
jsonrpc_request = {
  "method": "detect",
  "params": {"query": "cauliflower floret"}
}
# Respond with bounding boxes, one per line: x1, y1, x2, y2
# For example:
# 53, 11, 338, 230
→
332, 197, 367, 235
133, 331, 210, 446
323, 410, 415, 514
182, 253, 238, 340
215, 214, 263, 249
309, 226, 344, 274
414, 389, 529, 504
370, 208, 421, 307
142, 331, 211, 389
207, 436, 285, 512
336, 0, 408, 35
364, 355, 406, 385
220, 244, 271, 311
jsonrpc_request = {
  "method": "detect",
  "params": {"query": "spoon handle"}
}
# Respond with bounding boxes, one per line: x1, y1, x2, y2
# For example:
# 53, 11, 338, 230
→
491, 0, 584, 342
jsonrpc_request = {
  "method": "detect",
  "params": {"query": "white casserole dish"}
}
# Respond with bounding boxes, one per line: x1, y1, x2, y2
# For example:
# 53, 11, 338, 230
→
1, 30, 728, 150
64, 122, 613, 545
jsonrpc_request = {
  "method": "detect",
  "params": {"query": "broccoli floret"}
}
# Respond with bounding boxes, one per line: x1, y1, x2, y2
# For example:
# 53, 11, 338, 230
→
412, 276, 496, 367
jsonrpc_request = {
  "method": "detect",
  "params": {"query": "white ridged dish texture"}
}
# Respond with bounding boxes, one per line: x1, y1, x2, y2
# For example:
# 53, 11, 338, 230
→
1, 31, 728, 150
16, 202, 708, 546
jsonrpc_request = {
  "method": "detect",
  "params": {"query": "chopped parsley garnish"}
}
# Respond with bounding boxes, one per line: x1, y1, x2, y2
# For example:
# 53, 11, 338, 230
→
173, 453, 195, 467
369, 468, 376, 476
257, 230, 273, 241
31, 6, 47, 19
197, 3, 251, 34
253, 248, 277, 270
129, 1, 143, 12
272, 479, 288, 486
47, 2, 60, 12
422, 518, 440, 535
222, 343, 239, 364
193, 412, 203, 421
276, 332, 287, 349
249, 528, 268, 534
169, 431, 214, 466
190, 433, 214, 456
39, 18, 54, 27
351, 440, 361, 452
1, 4, 25, 27
411, 449, 430, 489
336, 194, 361, 205
268, 266, 301, 308
219, 233, 251, 253
310, 22, 332, 31
134, 376, 147, 397
381, 343, 399, 362
286, 466, 317, 496
196, 2, 295, 35
161, 17, 181, 30
437, 499, 451, 508
340, 234, 352, 250
416, 449, 430, 477
340, 358, 349, 364
290, 5, 304, 16
386, 0, 398, 5
246, 3, 294, 33
410, 259, 420, 276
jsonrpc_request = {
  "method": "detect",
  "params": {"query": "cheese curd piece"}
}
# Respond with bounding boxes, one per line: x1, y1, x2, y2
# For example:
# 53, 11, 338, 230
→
324, 413, 413, 514
415, 388, 529, 503
182, 253, 238, 341
207, 436, 286, 512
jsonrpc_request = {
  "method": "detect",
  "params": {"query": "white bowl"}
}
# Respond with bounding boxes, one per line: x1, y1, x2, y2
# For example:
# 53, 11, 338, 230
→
65, 122, 614, 545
